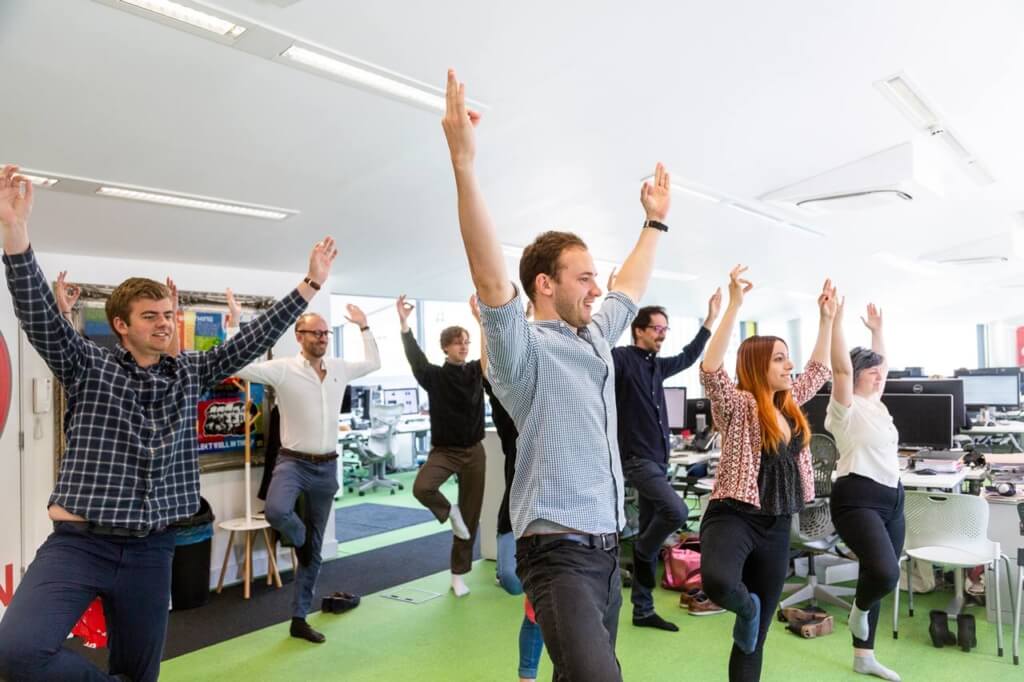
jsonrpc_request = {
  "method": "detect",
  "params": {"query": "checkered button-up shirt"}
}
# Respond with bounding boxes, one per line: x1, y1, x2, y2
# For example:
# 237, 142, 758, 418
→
4, 248, 308, 530
478, 286, 638, 538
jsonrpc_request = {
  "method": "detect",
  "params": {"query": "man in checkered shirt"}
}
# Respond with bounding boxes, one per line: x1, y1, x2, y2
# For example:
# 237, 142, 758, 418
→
0, 164, 336, 682
441, 71, 671, 681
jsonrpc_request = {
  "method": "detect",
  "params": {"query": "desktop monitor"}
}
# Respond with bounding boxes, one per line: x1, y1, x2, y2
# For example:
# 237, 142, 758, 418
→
880, 393, 954, 450
953, 367, 1022, 410
684, 398, 714, 433
348, 385, 376, 422
340, 385, 352, 414
663, 387, 687, 432
382, 387, 420, 415
884, 378, 967, 433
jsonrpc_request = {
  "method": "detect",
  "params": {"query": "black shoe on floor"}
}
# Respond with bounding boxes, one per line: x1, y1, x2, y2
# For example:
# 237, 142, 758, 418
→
290, 617, 326, 644
928, 610, 957, 648
322, 591, 361, 614
956, 613, 977, 651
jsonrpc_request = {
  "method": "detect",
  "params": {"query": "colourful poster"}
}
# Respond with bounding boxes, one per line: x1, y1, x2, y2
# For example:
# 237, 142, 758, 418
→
193, 311, 223, 351
196, 379, 265, 454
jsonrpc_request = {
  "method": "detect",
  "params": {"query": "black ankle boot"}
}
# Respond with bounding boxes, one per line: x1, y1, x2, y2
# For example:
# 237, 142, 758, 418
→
928, 610, 956, 648
956, 614, 976, 652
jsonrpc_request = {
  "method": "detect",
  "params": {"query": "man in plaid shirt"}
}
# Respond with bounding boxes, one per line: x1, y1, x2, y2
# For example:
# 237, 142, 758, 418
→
0, 165, 336, 682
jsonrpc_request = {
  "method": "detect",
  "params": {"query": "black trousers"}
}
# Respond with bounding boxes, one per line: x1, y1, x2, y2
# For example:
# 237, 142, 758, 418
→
516, 539, 622, 682
830, 473, 905, 649
623, 457, 688, 617
700, 500, 791, 682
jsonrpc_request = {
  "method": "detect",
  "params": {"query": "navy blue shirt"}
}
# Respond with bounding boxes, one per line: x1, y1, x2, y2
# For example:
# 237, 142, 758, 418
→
612, 326, 712, 466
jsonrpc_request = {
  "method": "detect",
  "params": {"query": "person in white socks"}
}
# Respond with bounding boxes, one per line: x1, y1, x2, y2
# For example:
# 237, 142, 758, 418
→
825, 302, 903, 682
399, 295, 486, 597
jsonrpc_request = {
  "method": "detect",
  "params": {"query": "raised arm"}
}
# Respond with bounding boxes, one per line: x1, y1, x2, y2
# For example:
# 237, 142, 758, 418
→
443, 69, 513, 307
830, 295, 853, 408
1, 166, 92, 383
469, 293, 487, 377
397, 295, 438, 390
807, 279, 837, 369
165, 277, 180, 357
609, 163, 671, 303
701, 265, 751, 374
343, 303, 381, 377
861, 303, 888, 382
55, 270, 81, 320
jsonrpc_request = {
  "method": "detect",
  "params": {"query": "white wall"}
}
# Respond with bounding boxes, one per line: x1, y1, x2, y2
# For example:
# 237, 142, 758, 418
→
18, 250, 334, 588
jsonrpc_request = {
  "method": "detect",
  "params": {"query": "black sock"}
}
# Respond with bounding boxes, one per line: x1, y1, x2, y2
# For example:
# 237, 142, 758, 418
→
633, 612, 679, 632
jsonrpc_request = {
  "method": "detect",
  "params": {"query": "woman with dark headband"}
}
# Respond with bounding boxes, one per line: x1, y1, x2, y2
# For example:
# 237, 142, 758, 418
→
825, 302, 904, 682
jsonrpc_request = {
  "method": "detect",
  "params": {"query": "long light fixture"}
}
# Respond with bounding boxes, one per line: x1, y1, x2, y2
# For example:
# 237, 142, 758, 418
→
118, 0, 245, 38
280, 46, 456, 113
728, 202, 825, 237
21, 173, 59, 188
96, 187, 294, 220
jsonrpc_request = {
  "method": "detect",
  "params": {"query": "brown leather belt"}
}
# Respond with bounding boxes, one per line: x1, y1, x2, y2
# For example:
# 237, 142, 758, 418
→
280, 448, 338, 463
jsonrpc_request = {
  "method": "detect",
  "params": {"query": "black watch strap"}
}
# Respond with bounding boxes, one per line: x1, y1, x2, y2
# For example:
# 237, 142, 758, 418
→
360, 325, 370, 332
643, 219, 668, 232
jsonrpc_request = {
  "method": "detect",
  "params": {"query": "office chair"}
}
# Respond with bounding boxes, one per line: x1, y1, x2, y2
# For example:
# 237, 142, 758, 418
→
348, 403, 405, 496
780, 433, 856, 610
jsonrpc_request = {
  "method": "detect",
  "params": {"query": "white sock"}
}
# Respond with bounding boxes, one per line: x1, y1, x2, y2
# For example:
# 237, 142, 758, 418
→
448, 505, 471, 540
853, 652, 901, 681
451, 573, 470, 597
848, 603, 870, 642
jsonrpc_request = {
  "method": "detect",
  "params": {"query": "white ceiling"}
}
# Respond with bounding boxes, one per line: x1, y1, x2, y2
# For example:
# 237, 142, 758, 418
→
3, 0, 1024, 323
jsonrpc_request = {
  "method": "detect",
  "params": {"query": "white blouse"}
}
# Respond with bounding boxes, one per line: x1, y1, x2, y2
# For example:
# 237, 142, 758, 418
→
824, 394, 901, 488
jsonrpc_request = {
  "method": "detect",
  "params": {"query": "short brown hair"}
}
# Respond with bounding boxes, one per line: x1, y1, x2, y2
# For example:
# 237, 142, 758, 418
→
519, 231, 588, 302
105, 277, 171, 340
440, 325, 469, 351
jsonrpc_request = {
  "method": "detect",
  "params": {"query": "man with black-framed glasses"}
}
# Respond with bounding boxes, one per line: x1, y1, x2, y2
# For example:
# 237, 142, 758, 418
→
612, 293, 721, 631
227, 305, 380, 643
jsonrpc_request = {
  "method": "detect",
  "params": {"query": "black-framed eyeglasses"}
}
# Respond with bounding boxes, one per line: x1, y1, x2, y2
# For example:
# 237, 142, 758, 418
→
297, 330, 332, 339
645, 325, 670, 334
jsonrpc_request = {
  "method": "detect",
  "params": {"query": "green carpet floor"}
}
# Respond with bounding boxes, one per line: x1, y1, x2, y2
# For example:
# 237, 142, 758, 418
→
161, 559, 1017, 681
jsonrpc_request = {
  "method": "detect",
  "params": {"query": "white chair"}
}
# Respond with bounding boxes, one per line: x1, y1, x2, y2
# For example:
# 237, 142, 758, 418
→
349, 403, 405, 495
780, 433, 856, 609
1013, 501, 1023, 665
892, 490, 1012, 657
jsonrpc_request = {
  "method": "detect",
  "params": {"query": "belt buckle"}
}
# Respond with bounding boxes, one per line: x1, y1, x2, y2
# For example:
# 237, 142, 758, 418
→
598, 533, 615, 550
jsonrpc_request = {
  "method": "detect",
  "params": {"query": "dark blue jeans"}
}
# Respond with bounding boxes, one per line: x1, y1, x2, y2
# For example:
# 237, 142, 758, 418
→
516, 538, 622, 682
264, 455, 339, 618
0, 522, 175, 682
623, 458, 688, 618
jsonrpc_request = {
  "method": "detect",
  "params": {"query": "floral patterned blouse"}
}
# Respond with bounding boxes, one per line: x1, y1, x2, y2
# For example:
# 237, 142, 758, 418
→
700, 360, 831, 509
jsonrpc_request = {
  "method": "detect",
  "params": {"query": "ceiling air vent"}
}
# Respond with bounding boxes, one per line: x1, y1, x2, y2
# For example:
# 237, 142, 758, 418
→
795, 189, 912, 212
934, 256, 1008, 266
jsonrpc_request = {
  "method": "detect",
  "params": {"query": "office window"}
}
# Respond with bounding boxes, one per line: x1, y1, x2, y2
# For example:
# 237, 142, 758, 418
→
331, 294, 418, 378
419, 300, 482, 365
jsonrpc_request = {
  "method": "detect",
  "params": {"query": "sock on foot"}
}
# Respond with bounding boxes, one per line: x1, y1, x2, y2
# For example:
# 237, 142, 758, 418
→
849, 603, 870, 642
448, 505, 471, 540
451, 573, 470, 597
732, 593, 760, 655
853, 652, 901, 681
632, 612, 679, 632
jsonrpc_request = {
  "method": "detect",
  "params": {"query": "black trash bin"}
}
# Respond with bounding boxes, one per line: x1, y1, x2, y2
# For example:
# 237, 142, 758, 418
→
170, 497, 215, 611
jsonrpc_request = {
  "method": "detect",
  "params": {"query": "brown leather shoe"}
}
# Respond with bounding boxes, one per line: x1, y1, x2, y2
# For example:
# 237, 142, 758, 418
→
687, 593, 726, 616
678, 587, 702, 608
787, 615, 834, 638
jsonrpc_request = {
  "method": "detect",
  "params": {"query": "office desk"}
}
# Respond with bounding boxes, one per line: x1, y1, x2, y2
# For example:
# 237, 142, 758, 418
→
963, 423, 1024, 452
899, 468, 969, 491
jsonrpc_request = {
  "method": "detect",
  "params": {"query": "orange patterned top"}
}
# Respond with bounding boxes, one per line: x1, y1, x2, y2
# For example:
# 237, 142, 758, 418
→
700, 360, 831, 509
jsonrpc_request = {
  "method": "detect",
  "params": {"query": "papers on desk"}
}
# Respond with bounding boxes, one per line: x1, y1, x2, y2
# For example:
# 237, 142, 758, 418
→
910, 450, 964, 474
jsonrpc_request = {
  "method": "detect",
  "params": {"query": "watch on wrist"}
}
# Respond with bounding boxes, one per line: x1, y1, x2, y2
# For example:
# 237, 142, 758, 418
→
643, 219, 668, 232
303, 276, 321, 291
360, 325, 370, 332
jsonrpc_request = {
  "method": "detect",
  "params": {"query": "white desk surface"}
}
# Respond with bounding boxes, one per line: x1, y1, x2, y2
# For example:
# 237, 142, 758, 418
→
899, 468, 968, 490
964, 423, 1024, 435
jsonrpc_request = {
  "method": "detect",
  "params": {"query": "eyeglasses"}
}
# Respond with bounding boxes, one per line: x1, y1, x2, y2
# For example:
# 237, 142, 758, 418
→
645, 325, 670, 334
297, 330, 332, 339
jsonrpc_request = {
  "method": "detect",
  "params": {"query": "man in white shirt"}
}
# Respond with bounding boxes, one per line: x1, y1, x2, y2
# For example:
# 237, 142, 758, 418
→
229, 300, 380, 643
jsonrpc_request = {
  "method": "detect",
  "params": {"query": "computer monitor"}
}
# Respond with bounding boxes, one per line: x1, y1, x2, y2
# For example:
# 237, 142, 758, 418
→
880, 393, 954, 450
663, 387, 687, 432
884, 378, 967, 433
340, 385, 352, 414
382, 387, 420, 415
684, 398, 714, 433
953, 367, 1022, 410
348, 385, 376, 422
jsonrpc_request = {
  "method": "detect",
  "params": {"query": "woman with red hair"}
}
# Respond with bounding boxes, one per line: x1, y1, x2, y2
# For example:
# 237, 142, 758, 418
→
698, 265, 836, 681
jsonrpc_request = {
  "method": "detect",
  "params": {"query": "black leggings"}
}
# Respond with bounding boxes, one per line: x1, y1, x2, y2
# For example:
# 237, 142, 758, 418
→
830, 474, 905, 649
700, 500, 791, 682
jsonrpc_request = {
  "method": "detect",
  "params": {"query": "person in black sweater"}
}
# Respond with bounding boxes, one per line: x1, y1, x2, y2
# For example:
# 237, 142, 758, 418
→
398, 294, 485, 597
612, 290, 721, 631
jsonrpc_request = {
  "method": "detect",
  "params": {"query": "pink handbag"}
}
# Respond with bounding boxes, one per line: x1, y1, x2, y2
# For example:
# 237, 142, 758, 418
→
660, 537, 702, 591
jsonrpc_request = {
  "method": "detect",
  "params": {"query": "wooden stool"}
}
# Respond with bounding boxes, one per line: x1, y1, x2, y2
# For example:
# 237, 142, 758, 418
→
216, 516, 283, 599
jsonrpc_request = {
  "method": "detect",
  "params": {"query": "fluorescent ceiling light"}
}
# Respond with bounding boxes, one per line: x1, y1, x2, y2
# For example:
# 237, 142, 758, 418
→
21, 173, 59, 188
96, 186, 293, 220
727, 203, 825, 237
282, 45, 454, 113
934, 255, 1008, 266
640, 176, 719, 203
875, 73, 939, 130
119, 0, 246, 38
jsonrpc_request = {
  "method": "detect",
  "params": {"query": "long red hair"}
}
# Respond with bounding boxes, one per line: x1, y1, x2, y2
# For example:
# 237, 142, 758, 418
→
736, 335, 809, 453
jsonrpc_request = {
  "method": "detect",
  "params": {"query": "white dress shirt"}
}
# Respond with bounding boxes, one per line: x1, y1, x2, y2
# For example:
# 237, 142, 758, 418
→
825, 394, 901, 488
232, 330, 381, 454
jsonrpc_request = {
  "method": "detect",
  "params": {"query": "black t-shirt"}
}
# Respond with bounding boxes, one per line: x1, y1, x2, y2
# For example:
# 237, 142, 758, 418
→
483, 378, 518, 535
